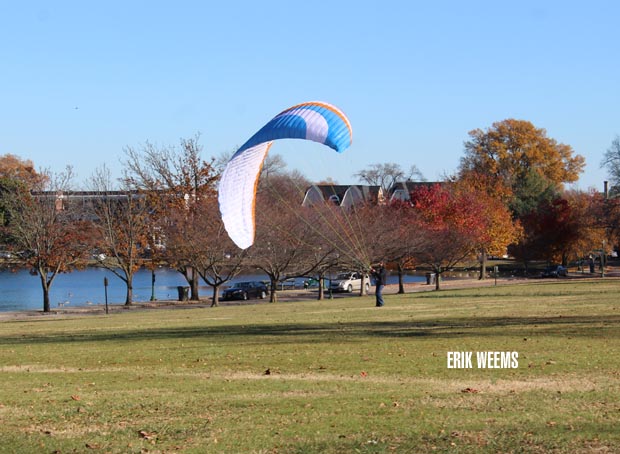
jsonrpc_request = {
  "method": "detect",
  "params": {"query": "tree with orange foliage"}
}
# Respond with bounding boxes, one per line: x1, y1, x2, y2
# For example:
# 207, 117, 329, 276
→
563, 190, 609, 265
452, 173, 522, 279
474, 193, 522, 279
4, 167, 95, 312
0, 154, 48, 188
1, 155, 49, 239
460, 119, 585, 217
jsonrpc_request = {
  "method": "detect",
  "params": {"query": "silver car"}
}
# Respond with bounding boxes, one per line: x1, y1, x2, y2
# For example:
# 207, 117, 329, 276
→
329, 272, 370, 293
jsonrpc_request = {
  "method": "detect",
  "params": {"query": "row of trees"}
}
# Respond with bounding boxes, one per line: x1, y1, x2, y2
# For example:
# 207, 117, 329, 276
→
2, 120, 620, 312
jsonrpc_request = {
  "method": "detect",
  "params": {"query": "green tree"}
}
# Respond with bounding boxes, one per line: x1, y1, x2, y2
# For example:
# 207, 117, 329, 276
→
510, 169, 560, 218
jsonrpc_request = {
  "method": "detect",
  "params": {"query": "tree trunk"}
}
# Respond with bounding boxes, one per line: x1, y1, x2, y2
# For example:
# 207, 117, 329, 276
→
479, 249, 487, 280
397, 263, 405, 294
43, 286, 51, 312
434, 266, 441, 290
317, 275, 325, 300
125, 283, 133, 306
39, 271, 51, 312
179, 266, 200, 301
190, 276, 200, 301
360, 273, 367, 296
211, 284, 220, 307
125, 282, 133, 305
269, 279, 278, 303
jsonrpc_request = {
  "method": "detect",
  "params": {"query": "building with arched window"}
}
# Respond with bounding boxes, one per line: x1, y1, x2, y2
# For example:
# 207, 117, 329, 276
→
301, 185, 383, 208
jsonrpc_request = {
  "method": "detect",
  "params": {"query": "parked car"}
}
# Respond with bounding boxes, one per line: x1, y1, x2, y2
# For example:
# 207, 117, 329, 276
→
329, 272, 370, 293
541, 265, 568, 278
221, 281, 269, 301
278, 278, 299, 290
303, 278, 320, 289
278, 277, 322, 290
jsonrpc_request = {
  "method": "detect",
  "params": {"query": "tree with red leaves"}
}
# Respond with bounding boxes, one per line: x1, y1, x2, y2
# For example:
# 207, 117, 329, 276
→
512, 190, 607, 268
409, 184, 493, 289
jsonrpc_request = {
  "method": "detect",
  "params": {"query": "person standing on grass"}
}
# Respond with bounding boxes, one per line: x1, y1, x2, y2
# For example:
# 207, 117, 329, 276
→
370, 261, 387, 307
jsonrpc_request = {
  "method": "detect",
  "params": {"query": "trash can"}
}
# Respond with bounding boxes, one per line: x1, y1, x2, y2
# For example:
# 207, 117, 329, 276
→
425, 273, 435, 285
177, 286, 189, 301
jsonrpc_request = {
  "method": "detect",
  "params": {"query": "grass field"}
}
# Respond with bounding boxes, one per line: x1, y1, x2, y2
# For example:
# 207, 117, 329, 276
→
0, 279, 619, 453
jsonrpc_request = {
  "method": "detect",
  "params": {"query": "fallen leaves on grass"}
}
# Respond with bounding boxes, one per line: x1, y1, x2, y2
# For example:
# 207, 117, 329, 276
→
138, 430, 157, 440
461, 387, 479, 393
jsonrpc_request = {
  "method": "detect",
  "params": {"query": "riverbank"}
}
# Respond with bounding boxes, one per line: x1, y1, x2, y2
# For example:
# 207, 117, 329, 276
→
5, 273, 616, 322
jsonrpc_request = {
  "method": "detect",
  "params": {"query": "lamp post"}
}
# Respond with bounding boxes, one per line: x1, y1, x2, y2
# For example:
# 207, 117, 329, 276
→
103, 277, 109, 314
150, 268, 156, 301
601, 240, 606, 278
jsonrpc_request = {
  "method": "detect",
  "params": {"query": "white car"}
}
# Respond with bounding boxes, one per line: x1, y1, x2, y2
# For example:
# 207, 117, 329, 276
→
329, 272, 370, 293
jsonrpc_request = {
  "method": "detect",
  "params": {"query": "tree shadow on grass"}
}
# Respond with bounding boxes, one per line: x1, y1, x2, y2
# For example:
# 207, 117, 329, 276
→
1, 314, 619, 346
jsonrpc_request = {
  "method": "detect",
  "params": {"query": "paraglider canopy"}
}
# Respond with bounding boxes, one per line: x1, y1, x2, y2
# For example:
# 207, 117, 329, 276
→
218, 101, 353, 249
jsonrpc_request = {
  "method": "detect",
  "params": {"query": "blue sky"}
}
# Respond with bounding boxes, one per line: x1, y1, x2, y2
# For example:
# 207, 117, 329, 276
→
2, 1, 618, 191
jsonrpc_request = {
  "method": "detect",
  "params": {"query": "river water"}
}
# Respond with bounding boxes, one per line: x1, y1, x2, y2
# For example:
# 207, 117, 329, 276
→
0, 267, 206, 312
0, 267, 424, 312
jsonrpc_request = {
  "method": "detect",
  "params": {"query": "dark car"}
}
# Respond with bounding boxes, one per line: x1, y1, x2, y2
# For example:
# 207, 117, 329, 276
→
541, 265, 568, 278
221, 281, 269, 301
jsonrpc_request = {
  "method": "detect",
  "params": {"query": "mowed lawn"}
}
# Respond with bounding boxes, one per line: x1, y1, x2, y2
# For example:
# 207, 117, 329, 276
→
0, 279, 619, 453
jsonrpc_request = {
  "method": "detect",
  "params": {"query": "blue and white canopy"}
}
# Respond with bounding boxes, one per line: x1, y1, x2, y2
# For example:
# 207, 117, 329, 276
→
218, 101, 353, 249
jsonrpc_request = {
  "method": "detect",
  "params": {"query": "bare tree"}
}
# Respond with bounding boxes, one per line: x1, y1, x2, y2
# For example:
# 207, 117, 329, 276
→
89, 165, 151, 305
602, 135, 620, 196
248, 173, 321, 302
353, 163, 424, 194
216, 150, 288, 180
122, 135, 219, 300
165, 195, 246, 306
360, 201, 425, 293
